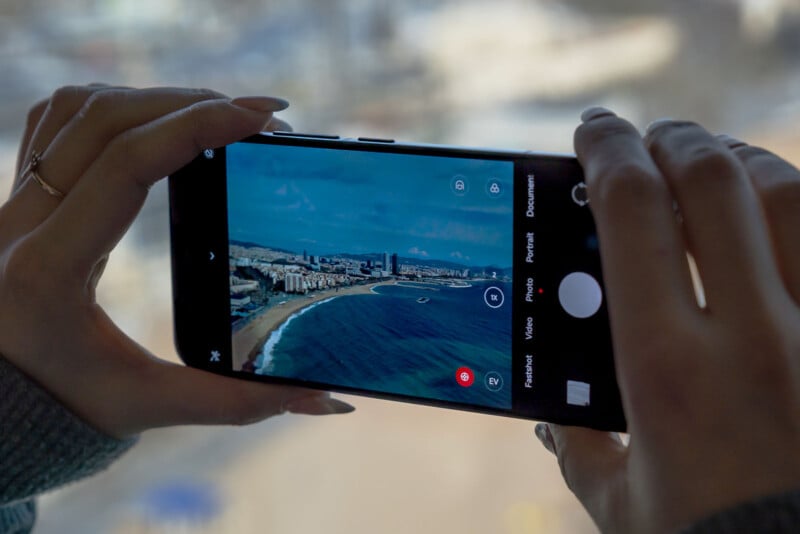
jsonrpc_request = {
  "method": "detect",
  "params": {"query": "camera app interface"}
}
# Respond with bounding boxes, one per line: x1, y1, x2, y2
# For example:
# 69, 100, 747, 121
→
226, 142, 513, 410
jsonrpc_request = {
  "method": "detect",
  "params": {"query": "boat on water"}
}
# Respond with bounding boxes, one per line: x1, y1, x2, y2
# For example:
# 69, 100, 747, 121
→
416, 296, 430, 303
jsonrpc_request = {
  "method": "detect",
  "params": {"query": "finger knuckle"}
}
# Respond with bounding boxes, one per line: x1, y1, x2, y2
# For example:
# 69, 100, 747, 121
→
732, 146, 800, 209
646, 120, 706, 162
47, 85, 94, 118
733, 145, 774, 162
647, 120, 698, 140
78, 89, 128, 122
677, 146, 740, 188
576, 116, 636, 148
759, 171, 800, 213
187, 100, 216, 128
25, 99, 49, 130
191, 87, 226, 100
186, 102, 219, 151
106, 130, 148, 190
591, 162, 663, 212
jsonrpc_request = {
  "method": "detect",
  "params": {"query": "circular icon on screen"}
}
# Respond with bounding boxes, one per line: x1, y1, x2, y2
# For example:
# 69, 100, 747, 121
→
483, 286, 505, 309
571, 182, 589, 206
558, 272, 602, 319
484, 371, 503, 392
451, 175, 469, 196
486, 178, 503, 198
456, 366, 475, 387
203, 148, 215, 160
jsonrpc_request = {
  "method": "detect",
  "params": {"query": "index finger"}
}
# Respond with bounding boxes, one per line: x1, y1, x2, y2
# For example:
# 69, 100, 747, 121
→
36, 97, 280, 277
574, 109, 700, 385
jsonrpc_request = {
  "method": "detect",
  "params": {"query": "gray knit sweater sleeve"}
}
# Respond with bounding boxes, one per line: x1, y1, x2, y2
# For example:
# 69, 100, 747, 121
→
0, 355, 137, 533
679, 489, 800, 533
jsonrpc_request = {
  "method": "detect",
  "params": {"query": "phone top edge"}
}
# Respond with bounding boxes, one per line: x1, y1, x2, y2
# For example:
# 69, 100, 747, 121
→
256, 131, 577, 160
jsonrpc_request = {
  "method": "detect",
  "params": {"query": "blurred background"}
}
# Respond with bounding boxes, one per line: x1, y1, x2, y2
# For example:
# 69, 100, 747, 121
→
1, 0, 799, 532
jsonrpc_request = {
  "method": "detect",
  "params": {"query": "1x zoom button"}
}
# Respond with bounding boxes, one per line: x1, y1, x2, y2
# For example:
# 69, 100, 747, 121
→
483, 286, 505, 309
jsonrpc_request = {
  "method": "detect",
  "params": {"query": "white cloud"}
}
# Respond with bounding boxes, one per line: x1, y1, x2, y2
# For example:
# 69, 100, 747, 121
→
408, 246, 429, 257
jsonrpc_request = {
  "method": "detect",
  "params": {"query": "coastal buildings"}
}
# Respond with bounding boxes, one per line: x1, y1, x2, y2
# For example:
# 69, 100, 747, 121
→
284, 272, 305, 294
228, 242, 494, 325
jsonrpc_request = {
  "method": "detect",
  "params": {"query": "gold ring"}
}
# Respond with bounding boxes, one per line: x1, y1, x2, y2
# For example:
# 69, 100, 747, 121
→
23, 151, 64, 199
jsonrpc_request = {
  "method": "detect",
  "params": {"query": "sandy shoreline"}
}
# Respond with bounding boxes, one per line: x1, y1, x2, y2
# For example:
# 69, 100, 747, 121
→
232, 281, 390, 371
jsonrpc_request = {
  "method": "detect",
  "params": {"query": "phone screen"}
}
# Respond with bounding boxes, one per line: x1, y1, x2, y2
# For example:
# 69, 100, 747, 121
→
170, 134, 625, 430
227, 142, 515, 410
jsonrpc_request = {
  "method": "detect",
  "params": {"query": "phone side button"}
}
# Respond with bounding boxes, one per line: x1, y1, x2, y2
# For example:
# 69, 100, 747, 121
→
357, 137, 395, 143
273, 131, 341, 140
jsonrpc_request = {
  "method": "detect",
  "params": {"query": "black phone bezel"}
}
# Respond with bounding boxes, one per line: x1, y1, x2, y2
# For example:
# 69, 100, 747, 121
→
169, 133, 626, 432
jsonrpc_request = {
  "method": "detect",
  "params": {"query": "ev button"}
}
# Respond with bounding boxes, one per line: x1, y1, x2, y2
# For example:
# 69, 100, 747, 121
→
485, 371, 503, 392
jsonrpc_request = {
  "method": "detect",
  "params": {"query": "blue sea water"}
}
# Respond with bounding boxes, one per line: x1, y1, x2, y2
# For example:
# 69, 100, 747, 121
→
254, 281, 512, 410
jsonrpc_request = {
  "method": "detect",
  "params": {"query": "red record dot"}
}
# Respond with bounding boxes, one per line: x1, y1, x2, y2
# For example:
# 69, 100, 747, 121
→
456, 366, 475, 387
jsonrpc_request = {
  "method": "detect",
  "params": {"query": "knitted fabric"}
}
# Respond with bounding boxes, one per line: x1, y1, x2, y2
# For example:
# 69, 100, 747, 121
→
0, 355, 137, 532
680, 488, 800, 534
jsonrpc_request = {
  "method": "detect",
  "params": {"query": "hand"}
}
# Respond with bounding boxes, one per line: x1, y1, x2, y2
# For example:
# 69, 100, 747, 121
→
1, 85, 353, 439
535, 108, 800, 532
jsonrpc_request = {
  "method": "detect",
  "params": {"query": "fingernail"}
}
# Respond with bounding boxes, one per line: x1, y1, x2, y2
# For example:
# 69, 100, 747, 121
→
716, 134, 748, 150
231, 96, 290, 113
265, 117, 293, 133
645, 118, 674, 134
581, 106, 616, 123
285, 396, 355, 415
535, 423, 556, 454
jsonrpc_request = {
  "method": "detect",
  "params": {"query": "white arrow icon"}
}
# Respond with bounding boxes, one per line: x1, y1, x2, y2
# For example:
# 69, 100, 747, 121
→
209, 251, 215, 261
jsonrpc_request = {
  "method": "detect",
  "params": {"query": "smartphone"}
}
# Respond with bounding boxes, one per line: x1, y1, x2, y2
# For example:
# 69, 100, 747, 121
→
169, 132, 625, 431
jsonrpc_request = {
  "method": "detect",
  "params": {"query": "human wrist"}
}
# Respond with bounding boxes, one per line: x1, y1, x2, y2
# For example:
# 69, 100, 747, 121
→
0, 354, 137, 504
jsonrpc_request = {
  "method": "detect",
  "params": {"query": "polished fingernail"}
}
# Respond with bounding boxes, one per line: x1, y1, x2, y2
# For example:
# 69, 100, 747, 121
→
535, 423, 556, 454
716, 134, 748, 149
581, 106, 616, 123
231, 96, 290, 112
645, 118, 675, 134
286, 396, 355, 415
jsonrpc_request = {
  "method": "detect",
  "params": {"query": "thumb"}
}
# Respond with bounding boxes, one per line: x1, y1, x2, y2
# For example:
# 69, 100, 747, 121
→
129, 362, 355, 434
536, 423, 628, 526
